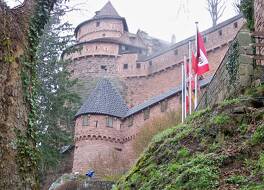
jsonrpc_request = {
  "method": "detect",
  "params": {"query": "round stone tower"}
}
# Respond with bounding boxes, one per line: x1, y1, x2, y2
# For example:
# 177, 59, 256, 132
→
74, 1, 128, 43
73, 79, 129, 174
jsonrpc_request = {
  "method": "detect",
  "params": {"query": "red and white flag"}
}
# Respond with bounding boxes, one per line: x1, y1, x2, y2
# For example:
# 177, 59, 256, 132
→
195, 31, 209, 76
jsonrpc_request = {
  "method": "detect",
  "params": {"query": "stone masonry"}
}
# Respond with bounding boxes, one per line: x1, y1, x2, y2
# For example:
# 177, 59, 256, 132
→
63, 2, 246, 174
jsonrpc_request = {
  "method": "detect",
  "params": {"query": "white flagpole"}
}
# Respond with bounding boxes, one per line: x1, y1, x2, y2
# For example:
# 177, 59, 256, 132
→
184, 55, 187, 118
181, 62, 184, 123
195, 22, 199, 109
188, 41, 192, 114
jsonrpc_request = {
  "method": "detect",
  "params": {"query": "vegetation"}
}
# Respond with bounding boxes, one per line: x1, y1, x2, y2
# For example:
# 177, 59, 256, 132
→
114, 85, 264, 190
132, 111, 181, 157
35, 1, 80, 185
0, 0, 58, 188
239, 0, 254, 31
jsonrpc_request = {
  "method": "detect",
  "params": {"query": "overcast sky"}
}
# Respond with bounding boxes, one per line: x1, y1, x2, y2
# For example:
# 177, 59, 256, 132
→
7, 0, 239, 42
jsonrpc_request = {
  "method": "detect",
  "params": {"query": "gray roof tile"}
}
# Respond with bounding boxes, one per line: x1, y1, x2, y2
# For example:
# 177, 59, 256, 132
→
75, 79, 129, 118
76, 77, 212, 119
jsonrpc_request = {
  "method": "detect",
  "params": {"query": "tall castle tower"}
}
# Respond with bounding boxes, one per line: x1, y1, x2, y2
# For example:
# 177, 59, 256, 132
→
64, 1, 244, 175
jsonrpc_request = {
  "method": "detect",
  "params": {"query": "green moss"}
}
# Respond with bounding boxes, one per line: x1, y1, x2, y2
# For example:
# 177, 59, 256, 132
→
210, 114, 231, 126
173, 153, 220, 190
186, 107, 211, 122
252, 124, 264, 145
257, 152, 264, 172
220, 98, 241, 107
176, 148, 190, 159
239, 123, 248, 134
225, 175, 248, 185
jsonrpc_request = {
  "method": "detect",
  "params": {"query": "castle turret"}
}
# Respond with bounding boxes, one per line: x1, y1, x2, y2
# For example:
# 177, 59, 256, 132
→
75, 1, 128, 43
73, 79, 129, 173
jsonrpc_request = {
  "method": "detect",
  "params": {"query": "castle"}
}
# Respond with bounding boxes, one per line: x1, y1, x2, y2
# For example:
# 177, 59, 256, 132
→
63, 1, 244, 174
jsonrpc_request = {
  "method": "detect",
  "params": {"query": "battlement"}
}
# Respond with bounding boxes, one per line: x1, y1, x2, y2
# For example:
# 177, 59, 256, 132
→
70, 1, 246, 175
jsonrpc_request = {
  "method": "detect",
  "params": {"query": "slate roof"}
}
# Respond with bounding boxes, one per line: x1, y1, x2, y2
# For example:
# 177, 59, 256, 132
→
75, 79, 129, 118
93, 1, 120, 18
74, 1, 128, 37
76, 77, 213, 119
125, 76, 213, 117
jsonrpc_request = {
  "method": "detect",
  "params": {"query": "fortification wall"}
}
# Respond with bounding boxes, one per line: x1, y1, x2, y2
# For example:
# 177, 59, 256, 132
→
124, 46, 228, 106
198, 28, 254, 109
76, 19, 124, 42
64, 43, 119, 60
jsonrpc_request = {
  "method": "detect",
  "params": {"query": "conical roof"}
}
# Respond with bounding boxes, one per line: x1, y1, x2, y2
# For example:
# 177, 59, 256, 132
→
94, 1, 120, 18
75, 79, 129, 118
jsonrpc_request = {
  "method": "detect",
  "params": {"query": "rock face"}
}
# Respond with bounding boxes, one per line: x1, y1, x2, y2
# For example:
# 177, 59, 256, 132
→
114, 85, 264, 190
49, 173, 114, 190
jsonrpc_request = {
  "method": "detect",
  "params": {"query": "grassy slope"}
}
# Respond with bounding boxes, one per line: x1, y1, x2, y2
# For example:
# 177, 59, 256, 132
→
114, 86, 264, 190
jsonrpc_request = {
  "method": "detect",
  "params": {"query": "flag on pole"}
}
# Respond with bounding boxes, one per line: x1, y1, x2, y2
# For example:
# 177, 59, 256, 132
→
196, 31, 209, 76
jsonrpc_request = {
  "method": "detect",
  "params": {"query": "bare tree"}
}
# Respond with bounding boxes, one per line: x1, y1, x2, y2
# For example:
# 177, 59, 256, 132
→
206, 0, 226, 27
233, 0, 241, 14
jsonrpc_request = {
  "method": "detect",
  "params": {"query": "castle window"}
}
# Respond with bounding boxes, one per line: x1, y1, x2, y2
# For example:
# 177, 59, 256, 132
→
101, 65, 107, 71
218, 30, 222, 36
96, 21, 100, 27
234, 22, 238, 28
123, 64, 128, 69
174, 49, 178, 55
136, 63, 141, 69
106, 116, 113, 127
128, 117, 133, 127
121, 45, 126, 51
149, 60, 153, 66
203, 36, 207, 43
82, 115, 90, 126
161, 100, 168, 112
143, 109, 150, 120
102, 33, 106, 37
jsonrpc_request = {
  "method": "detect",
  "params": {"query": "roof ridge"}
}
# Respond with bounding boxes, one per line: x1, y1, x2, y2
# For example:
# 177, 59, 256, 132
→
94, 1, 121, 18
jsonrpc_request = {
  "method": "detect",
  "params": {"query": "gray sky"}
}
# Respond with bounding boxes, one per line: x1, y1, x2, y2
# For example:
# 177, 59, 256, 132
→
7, 0, 238, 42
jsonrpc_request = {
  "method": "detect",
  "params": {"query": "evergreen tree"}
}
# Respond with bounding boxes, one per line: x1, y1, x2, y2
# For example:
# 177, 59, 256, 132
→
35, 1, 80, 177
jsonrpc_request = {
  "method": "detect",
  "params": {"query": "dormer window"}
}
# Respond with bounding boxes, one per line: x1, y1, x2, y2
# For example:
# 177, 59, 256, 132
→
82, 115, 90, 126
106, 116, 113, 127
96, 21, 100, 27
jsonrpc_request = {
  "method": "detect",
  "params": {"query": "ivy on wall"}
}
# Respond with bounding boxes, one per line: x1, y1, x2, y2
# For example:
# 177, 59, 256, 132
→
17, 0, 56, 188
226, 39, 240, 88
239, 0, 254, 31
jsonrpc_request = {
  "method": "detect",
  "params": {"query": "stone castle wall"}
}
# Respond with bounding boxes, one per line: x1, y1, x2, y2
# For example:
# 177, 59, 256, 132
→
197, 28, 254, 109
73, 93, 181, 173
76, 19, 124, 42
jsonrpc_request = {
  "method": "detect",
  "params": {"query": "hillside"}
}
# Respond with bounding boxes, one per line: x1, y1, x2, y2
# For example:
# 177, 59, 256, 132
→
113, 85, 264, 190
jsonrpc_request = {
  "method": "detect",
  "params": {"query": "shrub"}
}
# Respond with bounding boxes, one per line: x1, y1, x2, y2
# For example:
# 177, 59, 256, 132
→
211, 114, 230, 126
225, 175, 248, 185
252, 124, 264, 145
132, 111, 181, 157
89, 150, 128, 181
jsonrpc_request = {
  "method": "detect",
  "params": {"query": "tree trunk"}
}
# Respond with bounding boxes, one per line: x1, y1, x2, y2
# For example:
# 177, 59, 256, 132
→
0, 1, 56, 189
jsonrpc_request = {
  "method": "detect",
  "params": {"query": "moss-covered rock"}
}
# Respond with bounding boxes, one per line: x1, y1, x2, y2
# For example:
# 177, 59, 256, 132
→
114, 86, 264, 190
